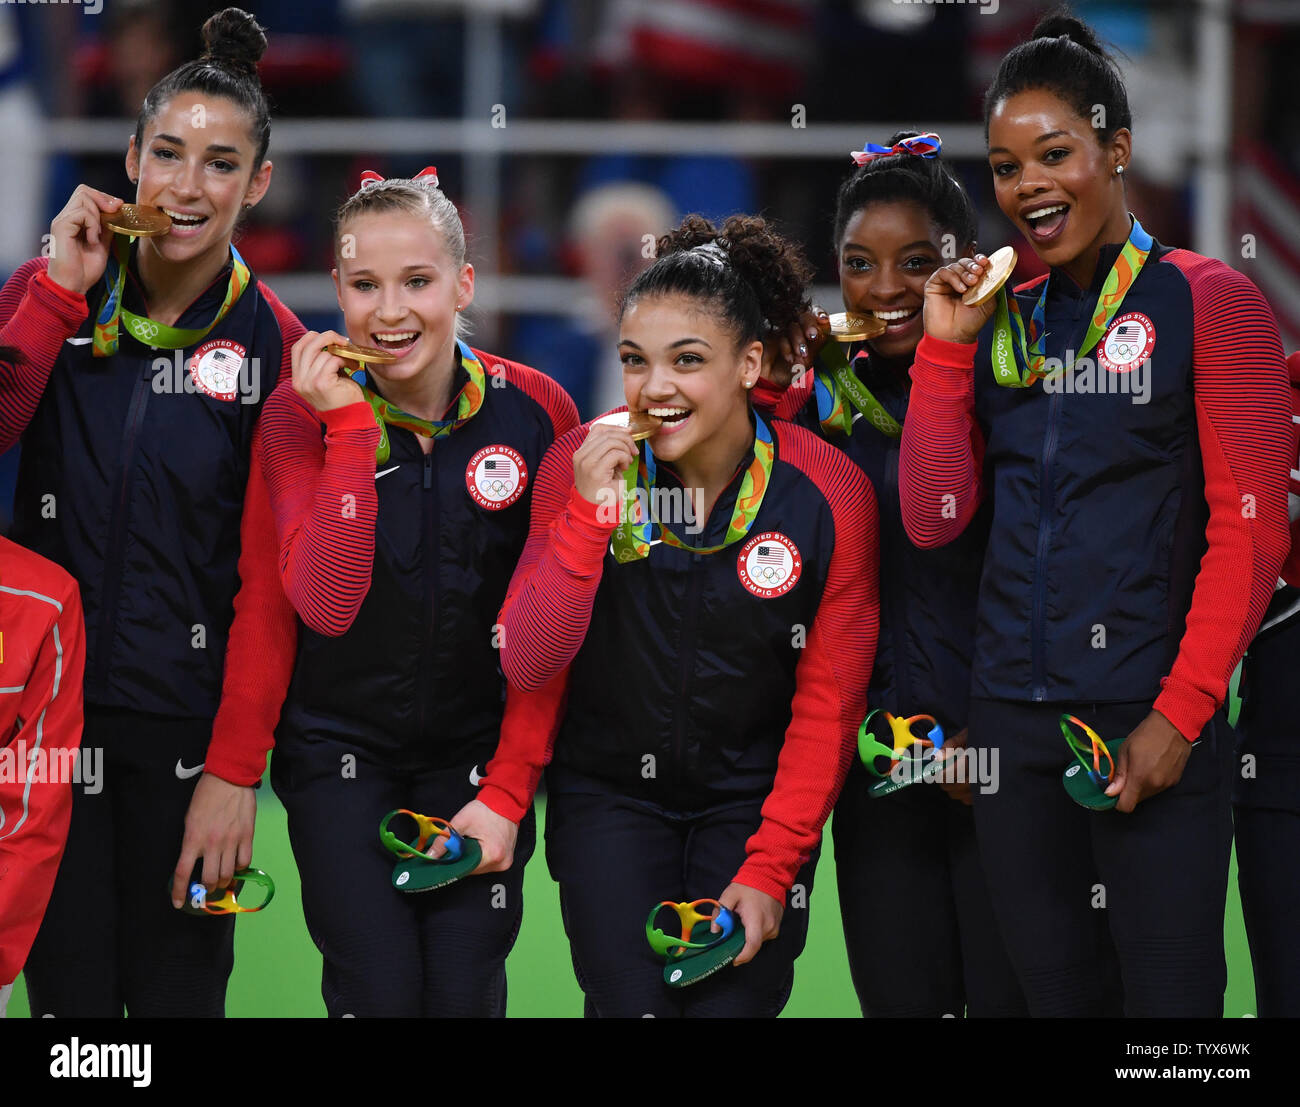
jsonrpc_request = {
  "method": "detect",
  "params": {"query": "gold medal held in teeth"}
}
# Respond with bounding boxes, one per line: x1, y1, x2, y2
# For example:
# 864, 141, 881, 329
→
102, 204, 172, 237
327, 341, 400, 365
626, 411, 663, 441
594, 410, 663, 441
826, 311, 887, 342
961, 245, 1018, 307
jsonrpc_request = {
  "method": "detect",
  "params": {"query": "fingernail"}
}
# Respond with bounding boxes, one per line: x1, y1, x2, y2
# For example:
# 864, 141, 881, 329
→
807, 329, 818, 340
798, 344, 807, 356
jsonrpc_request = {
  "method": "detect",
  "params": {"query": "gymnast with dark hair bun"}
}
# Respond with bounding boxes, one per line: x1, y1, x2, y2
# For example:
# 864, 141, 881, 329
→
483, 213, 881, 1016
900, 10, 1292, 1017
0, 8, 304, 1016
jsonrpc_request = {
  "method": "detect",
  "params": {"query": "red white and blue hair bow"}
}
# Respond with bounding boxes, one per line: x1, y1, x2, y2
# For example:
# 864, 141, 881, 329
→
359, 166, 440, 188
850, 133, 942, 167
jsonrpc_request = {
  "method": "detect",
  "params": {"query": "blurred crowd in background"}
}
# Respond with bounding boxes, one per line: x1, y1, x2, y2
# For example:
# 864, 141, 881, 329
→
1, 0, 1297, 527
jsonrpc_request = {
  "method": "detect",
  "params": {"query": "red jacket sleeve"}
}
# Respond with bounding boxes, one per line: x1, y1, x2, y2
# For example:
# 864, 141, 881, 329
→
202, 289, 306, 784
204, 432, 300, 785
1153, 255, 1293, 739
0, 261, 89, 454
734, 429, 878, 900
497, 422, 616, 691
258, 385, 381, 638
898, 333, 988, 549
0, 546, 85, 986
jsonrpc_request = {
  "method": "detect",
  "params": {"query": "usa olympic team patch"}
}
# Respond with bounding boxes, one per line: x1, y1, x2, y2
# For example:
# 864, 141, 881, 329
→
737, 531, 802, 598
188, 339, 246, 401
1097, 311, 1155, 374
466, 445, 528, 510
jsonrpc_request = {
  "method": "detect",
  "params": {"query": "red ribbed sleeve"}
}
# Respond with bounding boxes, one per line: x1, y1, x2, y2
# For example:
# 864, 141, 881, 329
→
257, 384, 381, 638
1153, 253, 1292, 739
204, 291, 306, 783
0, 261, 89, 453
734, 424, 877, 900
497, 422, 615, 691
897, 333, 987, 548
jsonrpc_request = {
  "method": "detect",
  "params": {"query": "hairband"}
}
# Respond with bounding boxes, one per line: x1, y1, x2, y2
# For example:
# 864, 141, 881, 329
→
359, 166, 440, 189
688, 240, 729, 267
850, 132, 942, 167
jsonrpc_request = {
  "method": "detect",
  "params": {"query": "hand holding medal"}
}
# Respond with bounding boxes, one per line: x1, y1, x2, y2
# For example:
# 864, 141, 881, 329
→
290, 330, 368, 413
46, 184, 133, 296
574, 412, 648, 516
924, 247, 1017, 346
762, 305, 830, 389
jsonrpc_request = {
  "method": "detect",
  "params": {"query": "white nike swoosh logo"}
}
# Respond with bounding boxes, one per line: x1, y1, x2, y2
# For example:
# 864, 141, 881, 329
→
375, 466, 400, 480
469, 764, 483, 786
65, 337, 93, 346
175, 760, 205, 780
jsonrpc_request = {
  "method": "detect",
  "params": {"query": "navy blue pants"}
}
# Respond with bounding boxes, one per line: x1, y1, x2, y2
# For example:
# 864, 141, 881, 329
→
544, 783, 816, 1017
967, 698, 1234, 1017
832, 758, 1026, 1017
272, 736, 534, 1018
24, 707, 235, 1017
1234, 615, 1300, 1017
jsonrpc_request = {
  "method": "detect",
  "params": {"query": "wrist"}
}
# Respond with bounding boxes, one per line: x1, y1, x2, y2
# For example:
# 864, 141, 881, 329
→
319, 400, 379, 433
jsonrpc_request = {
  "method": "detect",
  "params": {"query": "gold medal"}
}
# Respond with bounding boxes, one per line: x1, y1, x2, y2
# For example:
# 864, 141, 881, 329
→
102, 204, 172, 237
595, 410, 663, 441
826, 311, 887, 342
961, 245, 1018, 307
327, 341, 399, 365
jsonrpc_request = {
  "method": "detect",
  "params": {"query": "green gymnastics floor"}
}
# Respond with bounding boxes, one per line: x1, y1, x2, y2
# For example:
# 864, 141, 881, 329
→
9, 788, 1258, 1018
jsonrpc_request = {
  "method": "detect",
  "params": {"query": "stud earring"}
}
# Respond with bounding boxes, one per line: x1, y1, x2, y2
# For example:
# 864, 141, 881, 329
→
1115, 165, 1125, 176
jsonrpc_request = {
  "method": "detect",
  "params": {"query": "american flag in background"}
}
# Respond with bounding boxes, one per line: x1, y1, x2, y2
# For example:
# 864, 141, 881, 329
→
755, 545, 785, 566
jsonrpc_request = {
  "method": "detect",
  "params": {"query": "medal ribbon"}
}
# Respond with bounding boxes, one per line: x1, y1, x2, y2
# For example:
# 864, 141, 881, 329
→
609, 412, 775, 563
358, 339, 486, 464
92, 235, 250, 357
990, 216, 1153, 388
813, 342, 902, 439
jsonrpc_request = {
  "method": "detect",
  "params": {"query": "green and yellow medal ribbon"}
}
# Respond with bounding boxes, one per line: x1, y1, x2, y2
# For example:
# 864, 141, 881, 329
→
92, 235, 250, 357
990, 216, 1153, 388
609, 412, 775, 563
357, 339, 486, 464
812, 341, 901, 439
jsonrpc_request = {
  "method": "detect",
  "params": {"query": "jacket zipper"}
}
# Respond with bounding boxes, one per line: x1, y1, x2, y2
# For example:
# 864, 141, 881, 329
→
94, 364, 153, 689
671, 552, 707, 795
1032, 387, 1063, 701
418, 449, 437, 742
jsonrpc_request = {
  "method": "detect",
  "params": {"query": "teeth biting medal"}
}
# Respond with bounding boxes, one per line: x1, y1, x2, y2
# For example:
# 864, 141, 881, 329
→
825, 311, 886, 342
102, 204, 172, 237
593, 409, 663, 441
327, 340, 399, 365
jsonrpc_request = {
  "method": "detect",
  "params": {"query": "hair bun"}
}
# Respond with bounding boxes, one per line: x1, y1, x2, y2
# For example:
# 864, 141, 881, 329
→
201, 7, 268, 77
1030, 12, 1104, 55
